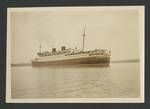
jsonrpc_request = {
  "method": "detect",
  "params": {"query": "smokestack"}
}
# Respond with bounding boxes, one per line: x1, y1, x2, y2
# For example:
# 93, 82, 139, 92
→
61, 46, 66, 51
52, 48, 56, 53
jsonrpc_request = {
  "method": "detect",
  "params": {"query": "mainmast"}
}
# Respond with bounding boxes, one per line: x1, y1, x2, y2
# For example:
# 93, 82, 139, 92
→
82, 25, 86, 51
39, 43, 42, 53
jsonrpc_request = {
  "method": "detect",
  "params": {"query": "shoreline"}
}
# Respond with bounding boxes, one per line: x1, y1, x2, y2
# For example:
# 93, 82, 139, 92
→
11, 59, 139, 67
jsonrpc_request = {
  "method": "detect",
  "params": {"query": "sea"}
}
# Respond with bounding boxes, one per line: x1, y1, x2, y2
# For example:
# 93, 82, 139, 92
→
11, 62, 140, 99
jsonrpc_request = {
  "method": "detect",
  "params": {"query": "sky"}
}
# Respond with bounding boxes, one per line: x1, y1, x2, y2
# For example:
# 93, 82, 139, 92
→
10, 7, 143, 63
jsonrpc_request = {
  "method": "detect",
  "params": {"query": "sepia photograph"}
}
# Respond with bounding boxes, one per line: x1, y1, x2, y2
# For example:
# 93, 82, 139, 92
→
6, 6, 144, 103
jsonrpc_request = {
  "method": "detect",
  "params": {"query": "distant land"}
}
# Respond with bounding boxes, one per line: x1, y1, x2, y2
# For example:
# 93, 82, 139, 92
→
11, 63, 32, 67
111, 59, 140, 63
11, 59, 140, 67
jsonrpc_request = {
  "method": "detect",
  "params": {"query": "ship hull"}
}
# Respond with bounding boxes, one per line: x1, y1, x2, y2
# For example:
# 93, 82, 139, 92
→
32, 56, 110, 66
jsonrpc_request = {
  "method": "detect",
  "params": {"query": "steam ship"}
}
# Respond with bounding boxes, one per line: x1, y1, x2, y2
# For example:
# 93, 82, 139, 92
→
32, 26, 111, 66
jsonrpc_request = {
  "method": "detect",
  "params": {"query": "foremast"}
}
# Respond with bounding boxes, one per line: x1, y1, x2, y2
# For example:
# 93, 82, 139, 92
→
82, 26, 86, 51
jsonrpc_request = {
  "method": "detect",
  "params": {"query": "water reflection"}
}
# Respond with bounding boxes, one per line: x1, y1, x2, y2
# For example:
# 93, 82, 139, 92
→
11, 63, 140, 98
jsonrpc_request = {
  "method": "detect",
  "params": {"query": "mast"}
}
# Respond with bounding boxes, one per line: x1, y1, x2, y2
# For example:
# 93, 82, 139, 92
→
39, 43, 42, 53
82, 25, 86, 51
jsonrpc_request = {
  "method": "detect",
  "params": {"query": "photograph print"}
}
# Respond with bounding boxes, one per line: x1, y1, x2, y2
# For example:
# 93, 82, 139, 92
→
6, 6, 144, 103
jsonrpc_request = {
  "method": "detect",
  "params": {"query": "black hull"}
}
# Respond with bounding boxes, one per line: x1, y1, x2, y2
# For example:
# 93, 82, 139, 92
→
32, 56, 110, 67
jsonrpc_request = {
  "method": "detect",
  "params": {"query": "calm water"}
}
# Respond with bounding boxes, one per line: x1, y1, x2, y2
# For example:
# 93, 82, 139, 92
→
11, 62, 140, 99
